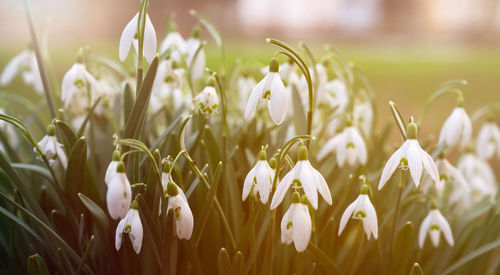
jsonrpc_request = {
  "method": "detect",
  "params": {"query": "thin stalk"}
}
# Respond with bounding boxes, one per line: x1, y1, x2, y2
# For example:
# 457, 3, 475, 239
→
388, 170, 405, 268
250, 197, 256, 275
269, 209, 276, 275
23, 0, 57, 119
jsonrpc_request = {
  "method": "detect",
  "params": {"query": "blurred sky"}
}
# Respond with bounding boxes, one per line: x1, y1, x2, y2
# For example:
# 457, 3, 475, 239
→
2, 0, 500, 47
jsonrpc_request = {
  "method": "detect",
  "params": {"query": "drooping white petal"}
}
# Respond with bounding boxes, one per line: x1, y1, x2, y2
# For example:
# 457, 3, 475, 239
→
459, 109, 472, 148
174, 195, 194, 240
105, 161, 119, 185
244, 75, 267, 120
338, 198, 357, 236
242, 166, 257, 201
429, 229, 441, 247
336, 134, 347, 166
363, 196, 378, 239
106, 173, 132, 220
270, 166, 295, 209
1, 50, 29, 85
418, 213, 432, 248
142, 15, 157, 63
255, 162, 273, 203
115, 216, 127, 251
128, 209, 144, 253
378, 144, 405, 190
308, 163, 332, 205
407, 140, 423, 187
292, 204, 311, 252
119, 13, 139, 62
436, 210, 454, 246
351, 128, 368, 165
268, 73, 288, 125
55, 144, 68, 169
298, 162, 319, 209
280, 204, 294, 244
421, 149, 440, 184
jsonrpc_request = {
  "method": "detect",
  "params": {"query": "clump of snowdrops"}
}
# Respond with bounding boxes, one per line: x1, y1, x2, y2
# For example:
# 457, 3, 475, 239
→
0, 1, 499, 274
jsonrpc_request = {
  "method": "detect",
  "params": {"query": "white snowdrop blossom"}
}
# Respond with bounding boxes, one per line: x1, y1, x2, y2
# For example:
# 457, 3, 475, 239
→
271, 145, 332, 210
0, 109, 19, 152
115, 203, 143, 254
237, 75, 257, 111
193, 82, 219, 114
476, 122, 500, 159
185, 27, 205, 80
242, 149, 275, 204
422, 158, 470, 200
105, 150, 121, 185
338, 185, 378, 240
37, 124, 67, 169
167, 182, 194, 240
0, 48, 43, 94
151, 60, 188, 113
245, 58, 288, 125
322, 79, 349, 113
119, 12, 157, 63
353, 102, 374, 136
61, 61, 98, 114
418, 207, 454, 248
107, 162, 132, 220
159, 30, 186, 62
457, 152, 497, 198
280, 192, 312, 252
378, 122, 440, 190
438, 102, 472, 149
317, 126, 367, 166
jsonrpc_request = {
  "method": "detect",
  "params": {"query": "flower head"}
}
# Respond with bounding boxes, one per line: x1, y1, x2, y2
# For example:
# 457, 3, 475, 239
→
317, 126, 367, 166
106, 161, 132, 220
321, 79, 349, 113
242, 149, 275, 204
167, 182, 194, 240
280, 192, 312, 252
151, 60, 188, 113
438, 98, 472, 149
105, 150, 121, 185
185, 26, 206, 80
476, 121, 500, 159
338, 184, 378, 240
245, 58, 288, 125
353, 102, 373, 136
378, 122, 439, 190
37, 124, 67, 169
457, 152, 497, 198
193, 78, 219, 114
159, 21, 186, 61
271, 145, 332, 210
115, 201, 143, 254
422, 157, 470, 202
61, 60, 98, 114
0, 48, 43, 94
418, 206, 454, 248
119, 12, 157, 63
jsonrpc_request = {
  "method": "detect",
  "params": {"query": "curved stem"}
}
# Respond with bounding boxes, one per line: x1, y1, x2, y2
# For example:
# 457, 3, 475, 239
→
418, 81, 466, 126
388, 170, 405, 268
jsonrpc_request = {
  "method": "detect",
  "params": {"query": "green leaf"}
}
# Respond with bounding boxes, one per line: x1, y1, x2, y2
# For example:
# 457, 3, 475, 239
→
123, 83, 135, 126
54, 120, 78, 150
390, 221, 413, 275
75, 235, 94, 275
389, 101, 406, 140
307, 243, 341, 275
27, 254, 50, 275
190, 10, 223, 48
123, 55, 159, 139
0, 207, 45, 245
78, 193, 109, 228
218, 248, 233, 275
11, 163, 52, 181
232, 251, 245, 275
65, 137, 88, 206
442, 237, 500, 275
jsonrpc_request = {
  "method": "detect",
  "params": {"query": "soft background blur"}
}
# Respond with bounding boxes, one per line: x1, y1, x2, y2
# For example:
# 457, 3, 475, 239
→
1, 0, 500, 137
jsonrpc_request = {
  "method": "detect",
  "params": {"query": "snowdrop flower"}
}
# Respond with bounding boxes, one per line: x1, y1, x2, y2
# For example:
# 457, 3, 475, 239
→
457, 152, 497, 198
61, 59, 98, 114
0, 109, 19, 152
317, 125, 367, 166
338, 184, 378, 240
151, 60, 187, 113
353, 102, 373, 136
245, 58, 288, 125
280, 192, 312, 252
193, 78, 219, 114
107, 161, 132, 220
115, 200, 143, 254
271, 145, 332, 210
422, 156, 470, 199
185, 26, 206, 80
438, 98, 472, 149
418, 205, 454, 248
242, 149, 275, 204
105, 150, 121, 185
167, 181, 194, 240
237, 74, 257, 111
322, 79, 349, 113
119, 12, 157, 63
378, 122, 440, 190
0, 47, 43, 94
159, 23, 186, 61
37, 124, 67, 169
476, 121, 500, 159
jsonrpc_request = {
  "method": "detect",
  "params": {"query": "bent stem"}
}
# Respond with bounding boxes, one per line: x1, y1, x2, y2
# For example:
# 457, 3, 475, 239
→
267, 38, 314, 147
417, 80, 467, 126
